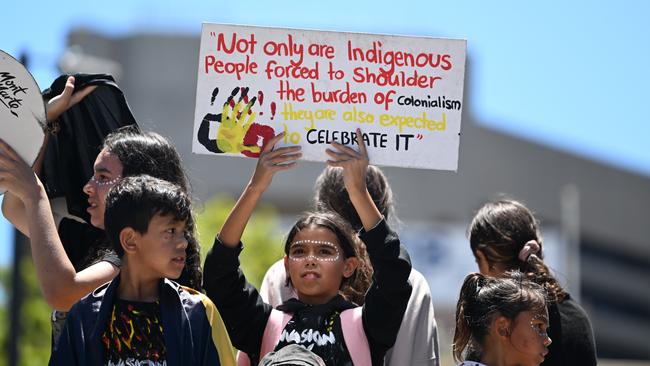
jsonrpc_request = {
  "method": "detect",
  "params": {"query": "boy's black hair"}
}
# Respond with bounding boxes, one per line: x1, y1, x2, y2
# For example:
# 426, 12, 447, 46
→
104, 175, 193, 257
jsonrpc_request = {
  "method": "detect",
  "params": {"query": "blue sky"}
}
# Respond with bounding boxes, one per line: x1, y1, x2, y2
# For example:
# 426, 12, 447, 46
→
2, 0, 649, 264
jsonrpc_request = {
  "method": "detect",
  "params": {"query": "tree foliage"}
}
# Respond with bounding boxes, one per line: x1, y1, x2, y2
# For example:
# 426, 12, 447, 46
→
0, 257, 52, 366
196, 195, 285, 289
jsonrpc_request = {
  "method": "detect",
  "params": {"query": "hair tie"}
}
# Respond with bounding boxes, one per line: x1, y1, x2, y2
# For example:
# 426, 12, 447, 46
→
518, 240, 540, 262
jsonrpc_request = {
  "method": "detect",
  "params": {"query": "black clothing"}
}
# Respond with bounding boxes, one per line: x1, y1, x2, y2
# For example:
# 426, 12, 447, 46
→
102, 299, 167, 365
41, 73, 137, 222
58, 217, 120, 271
543, 294, 597, 366
203, 219, 412, 366
275, 296, 355, 366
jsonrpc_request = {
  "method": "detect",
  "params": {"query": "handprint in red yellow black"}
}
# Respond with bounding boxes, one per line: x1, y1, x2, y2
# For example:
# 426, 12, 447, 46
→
197, 87, 275, 157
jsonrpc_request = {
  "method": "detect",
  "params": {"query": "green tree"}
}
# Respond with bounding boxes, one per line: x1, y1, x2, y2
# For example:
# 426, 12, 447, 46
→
196, 195, 285, 289
0, 257, 52, 366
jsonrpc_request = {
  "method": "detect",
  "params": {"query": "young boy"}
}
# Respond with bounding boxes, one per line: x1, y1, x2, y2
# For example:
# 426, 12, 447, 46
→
49, 175, 235, 366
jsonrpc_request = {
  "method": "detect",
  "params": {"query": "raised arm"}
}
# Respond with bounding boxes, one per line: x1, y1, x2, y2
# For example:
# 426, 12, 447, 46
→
1, 76, 96, 236
326, 129, 412, 361
218, 132, 301, 246
325, 128, 383, 230
0, 139, 117, 310
204, 132, 300, 357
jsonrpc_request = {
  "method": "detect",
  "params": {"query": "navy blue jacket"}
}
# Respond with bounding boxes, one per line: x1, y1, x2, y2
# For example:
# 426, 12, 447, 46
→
49, 275, 235, 366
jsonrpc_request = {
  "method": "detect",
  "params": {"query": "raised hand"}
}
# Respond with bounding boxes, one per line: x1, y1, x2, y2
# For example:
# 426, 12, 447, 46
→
326, 128, 382, 230
249, 132, 302, 192
325, 128, 369, 196
0, 138, 43, 203
45, 76, 97, 122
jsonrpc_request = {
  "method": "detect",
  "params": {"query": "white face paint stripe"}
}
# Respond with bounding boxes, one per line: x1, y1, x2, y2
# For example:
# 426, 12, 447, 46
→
288, 240, 340, 262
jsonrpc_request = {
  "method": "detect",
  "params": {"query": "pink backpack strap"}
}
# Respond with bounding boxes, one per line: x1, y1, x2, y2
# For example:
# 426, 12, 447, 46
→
341, 307, 371, 366
237, 309, 292, 366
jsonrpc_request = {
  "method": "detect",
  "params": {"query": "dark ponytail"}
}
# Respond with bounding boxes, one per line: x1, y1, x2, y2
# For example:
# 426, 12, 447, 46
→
453, 271, 547, 362
468, 199, 566, 303
453, 273, 485, 362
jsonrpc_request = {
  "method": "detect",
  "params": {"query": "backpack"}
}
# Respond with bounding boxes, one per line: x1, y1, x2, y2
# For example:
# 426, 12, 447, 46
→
237, 307, 371, 366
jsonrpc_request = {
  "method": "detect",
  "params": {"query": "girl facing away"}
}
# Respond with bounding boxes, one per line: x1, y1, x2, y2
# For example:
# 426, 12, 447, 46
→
468, 199, 597, 366
453, 271, 552, 366
203, 130, 413, 366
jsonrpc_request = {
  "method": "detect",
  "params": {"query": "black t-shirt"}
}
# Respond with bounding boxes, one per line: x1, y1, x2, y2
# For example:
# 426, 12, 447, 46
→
52, 218, 121, 347
275, 296, 355, 366
102, 299, 166, 365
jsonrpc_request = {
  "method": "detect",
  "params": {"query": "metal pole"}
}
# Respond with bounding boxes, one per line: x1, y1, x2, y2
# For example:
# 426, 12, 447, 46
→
9, 230, 28, 366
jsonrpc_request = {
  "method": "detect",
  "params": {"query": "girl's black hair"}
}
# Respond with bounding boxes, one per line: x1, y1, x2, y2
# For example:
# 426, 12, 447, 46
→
100, 126, 202, 290
284, 211, 373, 306
453, 271, 547, 362
468, 199, 566, 303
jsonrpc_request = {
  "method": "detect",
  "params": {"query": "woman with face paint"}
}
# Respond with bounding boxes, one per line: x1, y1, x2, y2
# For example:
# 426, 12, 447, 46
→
467, 199, 597, 365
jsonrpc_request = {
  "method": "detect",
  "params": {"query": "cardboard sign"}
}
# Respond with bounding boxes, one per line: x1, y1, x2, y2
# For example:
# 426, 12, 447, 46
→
193, 23, 466, 171
0, 50, 45, 180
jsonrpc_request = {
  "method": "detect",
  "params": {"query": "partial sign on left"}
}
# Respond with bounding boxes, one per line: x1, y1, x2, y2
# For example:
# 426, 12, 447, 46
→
0, 50, 46, 179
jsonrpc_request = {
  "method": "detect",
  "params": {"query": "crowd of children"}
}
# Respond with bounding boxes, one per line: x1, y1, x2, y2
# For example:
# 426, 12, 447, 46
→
0, 78, 597, 365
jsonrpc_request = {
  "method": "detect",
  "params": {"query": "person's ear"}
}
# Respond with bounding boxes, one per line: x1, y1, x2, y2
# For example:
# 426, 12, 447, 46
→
475, 249, 490, 275
494, 315, 511, 339
120, 227, 138, 254
283, 255, 290, 273
342, 257, 359, 278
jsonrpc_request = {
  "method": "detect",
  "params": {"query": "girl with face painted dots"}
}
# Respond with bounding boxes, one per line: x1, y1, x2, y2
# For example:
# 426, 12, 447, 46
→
203, 129, 412, 366
453, 271, 552, 366
468, 199, 597, 365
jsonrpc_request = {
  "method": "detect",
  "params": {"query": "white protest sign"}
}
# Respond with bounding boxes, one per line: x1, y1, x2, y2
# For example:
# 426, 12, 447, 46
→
0, 50, 45, 194
193, 23, 466, 171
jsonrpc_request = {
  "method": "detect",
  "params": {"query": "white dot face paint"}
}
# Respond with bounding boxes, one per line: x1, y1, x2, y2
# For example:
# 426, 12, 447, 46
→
89, 174, 122, 186
531, 313, 550, 341
288, 240, 340, 262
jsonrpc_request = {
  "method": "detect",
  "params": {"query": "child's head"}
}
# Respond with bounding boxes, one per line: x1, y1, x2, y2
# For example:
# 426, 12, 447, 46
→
83, 126, 202, 289
104, 175, 193, 280
283, 212, 372, 306
453, 271, 551, 365
468, 199, 566, 303
314, 166, 395, 231
84, 127, 189, 229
